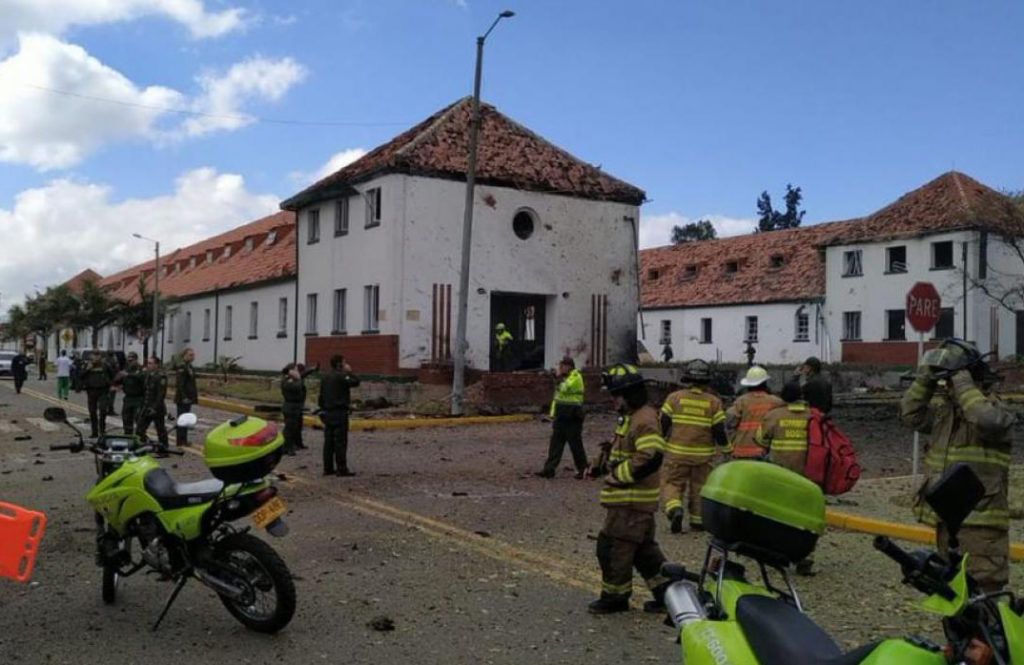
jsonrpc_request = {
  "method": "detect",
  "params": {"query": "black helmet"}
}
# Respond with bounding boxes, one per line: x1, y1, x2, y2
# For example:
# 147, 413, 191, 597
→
682, 359, 711, 383
601, 363, 645, 395
924, 338, 1000, 385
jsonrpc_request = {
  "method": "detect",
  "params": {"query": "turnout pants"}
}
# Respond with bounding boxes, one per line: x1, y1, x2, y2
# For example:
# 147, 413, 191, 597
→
121, 400, 142, 437
137, 407, 169, 447
596, 508, 667, 600
661, 458, 712, 526
938, 523, 1009, 593
283, 411, 303, 453
543, 415, 587, 475
323, 412, 350, 474
175, 403, 192, 446
86, 390, 109, 437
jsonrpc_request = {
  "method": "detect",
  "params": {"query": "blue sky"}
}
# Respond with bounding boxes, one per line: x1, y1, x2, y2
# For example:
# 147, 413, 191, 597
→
1, 0, 1022, 311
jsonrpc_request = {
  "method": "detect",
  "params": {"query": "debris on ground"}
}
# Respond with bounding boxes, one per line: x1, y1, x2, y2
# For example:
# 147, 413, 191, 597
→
367, 615, 395, 632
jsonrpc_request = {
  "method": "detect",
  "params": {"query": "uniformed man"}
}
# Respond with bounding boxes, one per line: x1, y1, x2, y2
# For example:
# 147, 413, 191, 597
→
536, 356, 588, 479
280, 363, 306, 456
901, 339, 1014, 593
589, 363, 669, 615
728, 365, 785, 459
318, 354, 361, 476
81, 355, 114, 438
660, 359, 729, 533
113, 352, 146, 437
494, 323, 513, 371
104, 351, 120, 416
799, 356, 833, 414
137, 356, 169, 452
174, 348, 198, 447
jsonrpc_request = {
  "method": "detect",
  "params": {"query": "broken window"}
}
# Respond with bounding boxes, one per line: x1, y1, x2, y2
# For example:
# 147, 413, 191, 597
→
682, 265, 698, 280
770, 255, 785, 269
659, 320, 671, 345
700, 318, 712, 344
886, 246, 907, 273
885, 309, 906, 341
745, 316, 758, 343
524, 305, 536, 341
647, 268, 661, 281
933, 307, 955, 339
513, 210, 535, 240
725, 260, 739, 274
795, 309, 810, 342
842, 250, 862, 277
932, 241, 954, 269
842, 311, 861, 341
365, 188, 382, 228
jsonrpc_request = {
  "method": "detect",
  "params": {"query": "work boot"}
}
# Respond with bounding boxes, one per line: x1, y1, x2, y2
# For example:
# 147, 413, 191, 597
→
689, 522, 705, 533
588, 595, 629, 615
642, 583, 669, 614
336, 469, 356, 477
669, 509, 684, 534
574, 469, 586, 480
533, 470, 555, 479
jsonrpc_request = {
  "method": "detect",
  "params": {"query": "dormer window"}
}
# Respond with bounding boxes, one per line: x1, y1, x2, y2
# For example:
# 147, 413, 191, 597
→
223, 244, 232, 259
206, 249, 214, 263
244, 237, 254, 252
770, 255, 785, 269
647, 268, 661, 281
267, 230, 278, 245
189, 257, 197, 269
725, 261, 739, 274
682, 265, 698, 280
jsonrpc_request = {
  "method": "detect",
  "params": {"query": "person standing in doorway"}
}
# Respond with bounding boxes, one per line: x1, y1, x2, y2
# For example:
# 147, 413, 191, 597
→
55, 350, 72, 400
174, 348, 198, 447
536, 356, 588, 479
10, 351, 30, 394
317, 354, 361, 476
494, 323, 513, 371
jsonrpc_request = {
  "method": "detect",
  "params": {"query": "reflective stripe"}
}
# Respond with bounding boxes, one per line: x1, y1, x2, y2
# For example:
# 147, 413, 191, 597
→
602, 581, 632, 595
712, 410, 726, 425
959, 389, 986, 411
926, 446, 1011, 468
671, 416, 712, 426
965, 509, 1010, 529
771, 440, 807, 451
601, 488, 661, 503
732, 445, 766, 458
679, 398, 711, 408
635, 434, 665, 451
609, 451, 630, 462
615, 462, 634, 484
665, 443, 715, 457
664, 499, 683, 512
661, 403, 674, 415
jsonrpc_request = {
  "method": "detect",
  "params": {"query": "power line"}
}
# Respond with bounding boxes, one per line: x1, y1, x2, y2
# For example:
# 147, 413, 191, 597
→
10, 79, 410, 127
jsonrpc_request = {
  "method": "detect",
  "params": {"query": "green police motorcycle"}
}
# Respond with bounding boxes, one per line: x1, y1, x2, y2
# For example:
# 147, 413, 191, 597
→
663, 460, 1024, 664
44, 406, 296, 633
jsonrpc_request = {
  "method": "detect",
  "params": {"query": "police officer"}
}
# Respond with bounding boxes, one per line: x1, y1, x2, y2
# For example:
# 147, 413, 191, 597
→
175, 348, 198, 447
727, 365, 785, 459
798, 356, 833, 414
536, 356, 588, 478
901, 339, 1014, 593
137, 356, 170, 452
659, 359, 729, 534
494, 323, 513, 371
280, 363, 305, 456
81, 355, 114, 438
317, 354, 361, 476
589, 363, 668, 615
114, 352, 146, 437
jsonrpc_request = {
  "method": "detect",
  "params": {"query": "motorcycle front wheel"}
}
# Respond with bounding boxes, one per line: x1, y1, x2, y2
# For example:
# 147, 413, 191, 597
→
210, 533, 296, 633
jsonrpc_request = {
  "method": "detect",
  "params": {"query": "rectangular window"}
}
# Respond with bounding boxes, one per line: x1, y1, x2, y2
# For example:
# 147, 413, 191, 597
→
795, 309, 809, 342
332, 289, 347, 333
203, 309, 211, 341
307, 208, 320, 244
305, 294, 317, 334
365, 188, 381, 228
933, 307, 955, 339
932, 240, 954, 269
248, 302, 258, 339
842, 250, 863, 277
885, 246, 907, 273
363, 284, 380, 332
659, 320, 671, 345
334, 198, 349, 236
183, 311, 191, 343
745, 316, 758, 343
842, 311, 862, 341
700, 318, 713, 344
885, 309, 906, 341
277, 298, 288, 338
725, 260, 739, 274
683, 265, 698, 280
224, 305, 233, 340
167, 314, 174, 343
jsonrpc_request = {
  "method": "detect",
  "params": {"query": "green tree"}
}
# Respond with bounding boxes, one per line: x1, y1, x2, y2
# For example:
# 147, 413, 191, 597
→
671, 219, 717, 244
113, 277, 161, 358
756, 184, 806, 232
71, 279, 118, 349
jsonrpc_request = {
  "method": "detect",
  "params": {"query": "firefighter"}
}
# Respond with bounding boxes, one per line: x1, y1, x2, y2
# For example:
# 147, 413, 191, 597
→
728, 365, 785, 458
136, 356, 169, 452
536, 356, 588, 478
901, 339, 1014, 593
113, 352, 146, 437
494, 323, 513, 371
81, 355, 114, 438
589, 363, 669, 615
659, 359, 729, 534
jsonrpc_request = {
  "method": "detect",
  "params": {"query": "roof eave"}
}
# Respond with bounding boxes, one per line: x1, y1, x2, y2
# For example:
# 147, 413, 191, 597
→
280, 182, 364, 212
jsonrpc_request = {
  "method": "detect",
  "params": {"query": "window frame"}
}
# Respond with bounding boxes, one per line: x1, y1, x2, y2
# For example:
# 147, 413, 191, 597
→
932, 307, 955, 340
794, 309, 810, 342
166, 313, 174, 344
744, 315, 759, 343
365, 188, 382, 229
885, 308, 906, 341
223, 305, 233, 341
277, 297, 288, 338
332, 288, 347, 334
931, 240, 954, 270
248, 301, 258, 340
699, 317, 713, 344
307, 208, 321, 245
305, 294, 318, 335
659, 319, 671, 345
334, 198, 349, 237
885, 245, 908, 274
202, 308, 211, 342
183, 311, 191, 343
363, 284, 380, 333
842, 311, 862, 342
842, 249, 863, 277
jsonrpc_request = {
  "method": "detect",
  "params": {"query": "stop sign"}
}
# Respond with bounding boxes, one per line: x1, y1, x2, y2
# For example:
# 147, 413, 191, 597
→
906, 282, 942, 333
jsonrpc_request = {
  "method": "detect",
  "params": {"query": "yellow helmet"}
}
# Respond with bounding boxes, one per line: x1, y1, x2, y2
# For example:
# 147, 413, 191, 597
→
740, 365, 770, 387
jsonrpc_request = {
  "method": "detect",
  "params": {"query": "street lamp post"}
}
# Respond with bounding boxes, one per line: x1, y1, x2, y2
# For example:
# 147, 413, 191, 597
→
132, 233, 160, 359
451, 9, 514, 416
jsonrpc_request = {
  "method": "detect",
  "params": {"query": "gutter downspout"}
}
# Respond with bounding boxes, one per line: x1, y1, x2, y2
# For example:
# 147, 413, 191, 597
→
213, 291, 220, 362
293, 218, 300, 364
625, 214, 644, 346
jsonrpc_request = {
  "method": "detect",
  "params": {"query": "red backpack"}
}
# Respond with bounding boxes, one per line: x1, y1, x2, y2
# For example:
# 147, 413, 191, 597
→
803, 409, 861, 495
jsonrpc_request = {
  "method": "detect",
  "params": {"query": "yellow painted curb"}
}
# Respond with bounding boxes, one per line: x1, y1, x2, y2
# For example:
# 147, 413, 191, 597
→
826, 509, 1024, 561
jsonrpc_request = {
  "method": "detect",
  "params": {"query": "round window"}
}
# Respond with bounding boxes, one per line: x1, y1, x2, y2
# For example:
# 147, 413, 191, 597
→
513, 210, 535, 240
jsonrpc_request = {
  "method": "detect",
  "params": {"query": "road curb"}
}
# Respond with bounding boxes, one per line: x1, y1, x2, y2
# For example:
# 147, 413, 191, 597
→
826, 509, 1024, 561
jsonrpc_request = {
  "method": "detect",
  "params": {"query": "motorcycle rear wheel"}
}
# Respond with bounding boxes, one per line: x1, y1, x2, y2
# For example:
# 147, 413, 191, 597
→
102, 564, 118, 604
211, 533, 295, 633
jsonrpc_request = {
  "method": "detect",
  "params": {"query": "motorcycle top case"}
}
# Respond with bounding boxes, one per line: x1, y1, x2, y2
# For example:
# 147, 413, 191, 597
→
203, 416, 285, 483
701, 461, 826, 564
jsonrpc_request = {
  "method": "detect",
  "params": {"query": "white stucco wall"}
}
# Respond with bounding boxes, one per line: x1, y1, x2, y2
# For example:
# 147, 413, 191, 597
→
641, 301, 824, 366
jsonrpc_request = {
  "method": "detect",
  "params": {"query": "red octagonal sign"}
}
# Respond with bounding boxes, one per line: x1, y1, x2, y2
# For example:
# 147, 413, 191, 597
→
906, 282, 942, 333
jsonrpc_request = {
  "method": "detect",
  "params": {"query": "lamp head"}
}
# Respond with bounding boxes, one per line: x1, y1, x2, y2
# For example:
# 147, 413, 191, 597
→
499, 10, 515, 18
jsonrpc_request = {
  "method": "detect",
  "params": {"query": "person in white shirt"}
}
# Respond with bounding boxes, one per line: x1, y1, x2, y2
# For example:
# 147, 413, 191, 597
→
55, 350, 73, 400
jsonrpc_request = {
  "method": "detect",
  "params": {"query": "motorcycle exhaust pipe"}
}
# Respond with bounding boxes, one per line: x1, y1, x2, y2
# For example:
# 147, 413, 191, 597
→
194, 568, 248, 601
665, 581, 706, 629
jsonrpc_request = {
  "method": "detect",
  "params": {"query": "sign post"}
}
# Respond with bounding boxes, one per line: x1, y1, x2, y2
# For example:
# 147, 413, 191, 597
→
906, 282, 942, 479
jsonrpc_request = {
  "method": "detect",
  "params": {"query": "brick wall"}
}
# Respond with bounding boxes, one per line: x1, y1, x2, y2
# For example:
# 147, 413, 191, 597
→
465, 368, 612, 409
305, 335, 404, 376
841, 340, 941, 365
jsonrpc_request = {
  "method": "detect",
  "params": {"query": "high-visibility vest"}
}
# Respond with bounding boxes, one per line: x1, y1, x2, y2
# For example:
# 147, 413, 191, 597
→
729, 391, 785, 458
549, 369, 584, 417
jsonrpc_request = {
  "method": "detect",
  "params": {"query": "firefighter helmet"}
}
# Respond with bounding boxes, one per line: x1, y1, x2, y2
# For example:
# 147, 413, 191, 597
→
601, 363, 645, 395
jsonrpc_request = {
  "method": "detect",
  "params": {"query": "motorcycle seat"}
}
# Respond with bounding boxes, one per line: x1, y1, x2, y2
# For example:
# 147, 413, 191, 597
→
144, 468, 224, 510
737, 595, 841, 664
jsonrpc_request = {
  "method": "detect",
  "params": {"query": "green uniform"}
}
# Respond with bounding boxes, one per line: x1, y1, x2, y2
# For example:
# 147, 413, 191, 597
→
115, 363, 146, 437
81, 362, 113, 437
137, 369, 169, 448
281, 375, 306, 453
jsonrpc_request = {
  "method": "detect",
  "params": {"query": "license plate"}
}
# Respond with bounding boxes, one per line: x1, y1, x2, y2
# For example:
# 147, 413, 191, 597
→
252, 496, 287, 529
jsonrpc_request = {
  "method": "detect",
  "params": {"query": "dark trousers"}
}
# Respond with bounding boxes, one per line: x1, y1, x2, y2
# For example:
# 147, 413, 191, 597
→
38, 366, 47, 380
137, 407, 169, 447
86, 390, 109, 437
283, 412, 303, 452
323, 412, 350, 473
122, 400, 142, 437
596, 508, 667, 600
175, 403, 192, 446
13, 375, 25, 393
543, 416, 587, 474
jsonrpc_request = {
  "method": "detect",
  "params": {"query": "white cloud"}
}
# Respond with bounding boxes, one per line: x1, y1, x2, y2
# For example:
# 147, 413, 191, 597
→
289, 148, 368, 185
0, 34, 306, 169
639, 212, 756, 249
0, 168, 279, 312
0, 0, 246, 44
181, 56, 307, 136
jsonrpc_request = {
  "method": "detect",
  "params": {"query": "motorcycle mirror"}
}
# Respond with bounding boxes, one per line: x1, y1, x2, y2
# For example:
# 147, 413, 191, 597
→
925, 463, 986, 539
43, 407, 68, 423
176, 412, 199, 429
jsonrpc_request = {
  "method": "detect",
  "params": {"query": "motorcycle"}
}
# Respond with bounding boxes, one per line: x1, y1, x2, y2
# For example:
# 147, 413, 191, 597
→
662, 460, 1024, 664
44, 406, 296, 633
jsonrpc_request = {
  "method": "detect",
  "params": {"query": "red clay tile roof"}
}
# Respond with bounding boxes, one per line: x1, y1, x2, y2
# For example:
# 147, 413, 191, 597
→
101, 211, 295, 303
642, 171, 1020, 309
282, 97, 645, 209
62, 268, 104, 293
